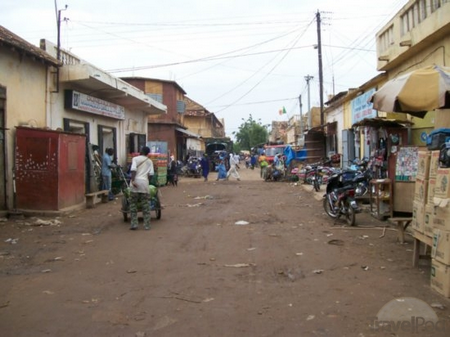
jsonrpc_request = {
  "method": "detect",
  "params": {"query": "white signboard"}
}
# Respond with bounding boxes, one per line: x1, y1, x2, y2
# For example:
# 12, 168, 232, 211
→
65, 90, 125, 120
351, 88, 377, 124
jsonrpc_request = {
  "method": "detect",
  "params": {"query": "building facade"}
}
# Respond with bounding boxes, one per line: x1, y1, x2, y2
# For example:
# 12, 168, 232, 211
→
0, 27, 60, 211
121, 77, 188, 160
375, 0, 450, 144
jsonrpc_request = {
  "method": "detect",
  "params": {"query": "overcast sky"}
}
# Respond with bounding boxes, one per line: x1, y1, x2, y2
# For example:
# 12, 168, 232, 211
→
1, 0, 407, 137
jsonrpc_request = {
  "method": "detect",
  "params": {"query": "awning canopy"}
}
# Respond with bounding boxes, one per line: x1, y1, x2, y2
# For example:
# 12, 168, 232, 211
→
59, 63, 167, 115
352, 117, 414, 128
175, 127, 202, 139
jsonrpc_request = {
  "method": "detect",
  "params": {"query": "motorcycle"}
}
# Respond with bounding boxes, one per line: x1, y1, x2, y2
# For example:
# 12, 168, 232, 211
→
323, 172, 365, 226
181, 157, 202, 177
344, 158, 372, 197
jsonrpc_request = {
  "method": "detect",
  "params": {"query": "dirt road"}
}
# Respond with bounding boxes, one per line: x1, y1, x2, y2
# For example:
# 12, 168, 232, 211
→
1, 167, 449, 336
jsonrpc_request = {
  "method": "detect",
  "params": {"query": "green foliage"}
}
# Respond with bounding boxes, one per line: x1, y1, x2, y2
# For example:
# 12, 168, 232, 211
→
232, 115, 269, 151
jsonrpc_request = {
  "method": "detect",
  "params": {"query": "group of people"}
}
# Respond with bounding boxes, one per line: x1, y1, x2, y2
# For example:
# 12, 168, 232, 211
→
206, 152, 241, 182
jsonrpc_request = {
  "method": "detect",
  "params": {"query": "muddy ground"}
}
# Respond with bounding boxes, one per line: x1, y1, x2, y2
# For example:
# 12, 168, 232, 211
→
0, 167, 449, 337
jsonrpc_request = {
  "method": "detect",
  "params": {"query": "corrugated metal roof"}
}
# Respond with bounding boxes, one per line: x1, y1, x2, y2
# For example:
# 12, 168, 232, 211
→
0, 25, 59, 66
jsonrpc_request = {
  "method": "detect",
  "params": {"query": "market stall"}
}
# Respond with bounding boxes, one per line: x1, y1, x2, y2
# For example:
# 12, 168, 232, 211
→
351, 117, 413, 218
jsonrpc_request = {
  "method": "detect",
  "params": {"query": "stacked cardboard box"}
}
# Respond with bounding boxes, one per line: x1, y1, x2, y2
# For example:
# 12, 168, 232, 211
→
412, 151, 430, 234
431, 167, 450, 297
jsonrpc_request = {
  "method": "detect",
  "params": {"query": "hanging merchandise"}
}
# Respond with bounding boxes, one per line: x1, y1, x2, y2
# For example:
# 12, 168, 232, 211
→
370, 128, 378, 147
354, 127, 360, 145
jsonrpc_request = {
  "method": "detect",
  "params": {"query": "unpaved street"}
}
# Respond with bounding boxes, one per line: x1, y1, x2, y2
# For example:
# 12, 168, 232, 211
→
1, 168, 449, 337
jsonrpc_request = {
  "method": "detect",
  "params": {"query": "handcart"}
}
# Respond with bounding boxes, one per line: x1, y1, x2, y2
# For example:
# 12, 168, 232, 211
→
118, 166, 162, 222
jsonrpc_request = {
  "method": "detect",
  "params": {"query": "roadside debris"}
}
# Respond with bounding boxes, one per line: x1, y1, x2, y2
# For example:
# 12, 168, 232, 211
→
186, 203, 203, 208
224, 263, 255, 268
361, 266, 369, 271
4, 238, 19, 245
328, 239, 344, 246
30, 218, 62, 226
194, 195, 213, 200
312, 269, 324, 274
431, 303, 446, 310
235, 220, 249, 226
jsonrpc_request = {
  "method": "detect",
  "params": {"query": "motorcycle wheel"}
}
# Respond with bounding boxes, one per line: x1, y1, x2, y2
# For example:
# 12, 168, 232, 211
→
323, 197, 339, 219
346, 206, 356, 226
313, 177, 320, 192
305, 172, 315, 185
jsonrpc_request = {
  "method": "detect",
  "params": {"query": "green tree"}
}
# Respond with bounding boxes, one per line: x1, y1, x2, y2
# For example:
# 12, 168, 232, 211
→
233, 115, 269, 151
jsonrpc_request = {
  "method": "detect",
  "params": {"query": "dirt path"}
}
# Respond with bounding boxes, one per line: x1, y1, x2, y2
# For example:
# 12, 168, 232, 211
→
0, 167, 449, 336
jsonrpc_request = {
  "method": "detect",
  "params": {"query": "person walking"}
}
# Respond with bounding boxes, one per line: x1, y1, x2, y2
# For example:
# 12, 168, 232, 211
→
226, 153, 241, 181
200, 153, 210, 182
216, 157, 227, 181
101, 148, 115, 201
250, 154, 257, 170
129, 146, 154, 230
258, 151, 268, 179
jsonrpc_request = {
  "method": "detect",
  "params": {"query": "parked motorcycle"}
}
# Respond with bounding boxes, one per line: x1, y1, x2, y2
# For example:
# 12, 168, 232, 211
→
181, 157, 202, 177
343, 158, 372, 197
323, 172, 365, 226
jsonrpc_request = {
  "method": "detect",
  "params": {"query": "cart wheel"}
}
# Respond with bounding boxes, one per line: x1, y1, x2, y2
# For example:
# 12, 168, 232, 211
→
154, 197, 162, 220
121, 197, 129, 222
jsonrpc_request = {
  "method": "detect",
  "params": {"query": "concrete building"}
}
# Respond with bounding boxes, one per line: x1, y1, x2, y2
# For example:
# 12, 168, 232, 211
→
0, 26, 166, 212
121, 77, 189, 161
375, 0, 450, 143
0, 27, 59, 211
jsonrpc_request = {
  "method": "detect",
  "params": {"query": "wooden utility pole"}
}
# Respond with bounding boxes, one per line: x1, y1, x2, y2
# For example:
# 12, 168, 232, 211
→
304, 75, 313, 129
316, 10, 324, 128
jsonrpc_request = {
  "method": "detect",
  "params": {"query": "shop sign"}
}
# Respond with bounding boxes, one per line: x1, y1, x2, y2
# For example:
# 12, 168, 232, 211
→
351, 88, 377, 124
65, 90, 125, 120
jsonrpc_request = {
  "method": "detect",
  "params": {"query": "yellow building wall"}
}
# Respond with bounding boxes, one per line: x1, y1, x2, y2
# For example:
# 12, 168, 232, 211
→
0, 48, 49, 209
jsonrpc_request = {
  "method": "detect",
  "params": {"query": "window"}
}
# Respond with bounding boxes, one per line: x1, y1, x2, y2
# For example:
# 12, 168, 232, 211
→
63, 118, 89, 141
176, 100, 186, 114
431, 0, 442, 13
419, 0, 427, 21
97, 125, 116, 156
379, 25, 394, 52
146, 93, 163, 103
128, 133, 147, 153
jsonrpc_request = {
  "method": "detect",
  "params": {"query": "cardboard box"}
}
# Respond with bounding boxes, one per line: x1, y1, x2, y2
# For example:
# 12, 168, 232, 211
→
435, 168, 450, 198
427, 178, 436, 204
429, 151, 441, 178
433, 197, 450, 215
432, 229, 450, 265
424, 204, 435, 237
414, 178, 428, 203
431, 259, 450, 298
412, 200, 425, 233
433, 206, 450, 231
416, 151, 431, 180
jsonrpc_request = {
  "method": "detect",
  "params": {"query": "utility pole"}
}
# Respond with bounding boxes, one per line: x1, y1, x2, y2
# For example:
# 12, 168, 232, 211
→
298, 94, 303, 146
57, 5, 68, 62
304, 75, 313, 129
316, 10, 324, 128
316, 10, 326, 159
